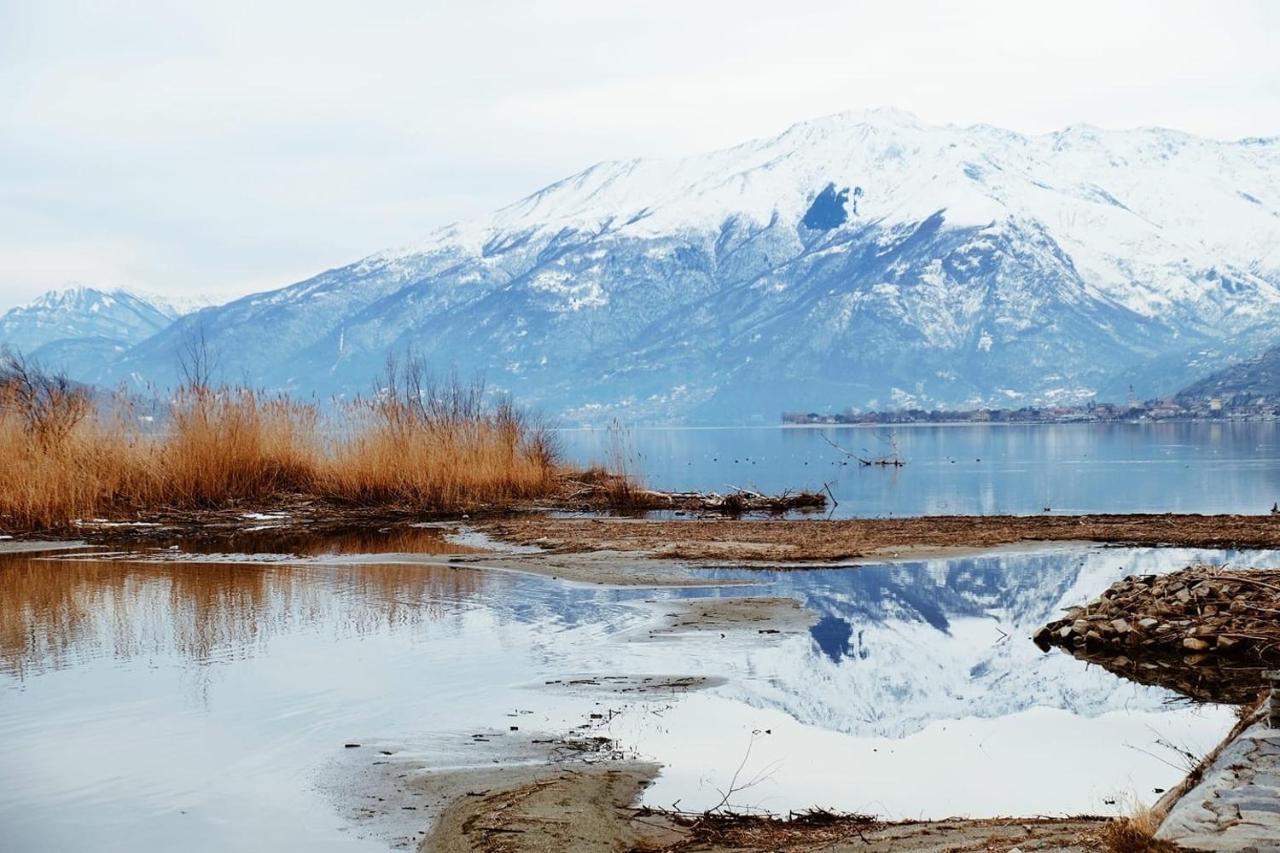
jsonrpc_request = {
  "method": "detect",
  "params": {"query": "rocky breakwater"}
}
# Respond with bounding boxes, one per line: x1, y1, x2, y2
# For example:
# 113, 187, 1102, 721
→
1034, 565, 1280, 703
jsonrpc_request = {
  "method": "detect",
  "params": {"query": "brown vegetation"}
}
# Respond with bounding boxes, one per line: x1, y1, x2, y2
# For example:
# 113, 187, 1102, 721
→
0, 352, 561, 531
1094, 802, 1176, 853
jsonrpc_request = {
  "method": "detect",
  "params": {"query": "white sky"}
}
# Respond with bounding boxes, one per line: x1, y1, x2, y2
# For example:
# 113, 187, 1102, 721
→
1, 0, 1277, 310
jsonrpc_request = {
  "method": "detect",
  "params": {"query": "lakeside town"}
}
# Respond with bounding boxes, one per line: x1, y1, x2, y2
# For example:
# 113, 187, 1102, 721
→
782, 392, 1279, 426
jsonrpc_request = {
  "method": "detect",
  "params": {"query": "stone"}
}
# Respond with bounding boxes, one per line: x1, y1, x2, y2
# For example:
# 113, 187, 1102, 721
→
1110, 618, 1132, 634
1139, 617, 1160, 629
1183, 637, 1211, 651
1072, 619, 1090, 635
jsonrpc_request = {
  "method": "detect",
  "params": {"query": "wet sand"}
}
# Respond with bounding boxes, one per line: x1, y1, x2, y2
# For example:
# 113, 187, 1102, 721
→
335, 711, 1113, 853
479, 513, 1280, 563
634, 595, 815, 640
424, 763, 1110, 852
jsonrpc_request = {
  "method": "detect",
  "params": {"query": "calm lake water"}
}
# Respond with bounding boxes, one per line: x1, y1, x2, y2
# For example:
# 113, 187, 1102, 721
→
557, 421, 1280, 517
2, 538, 1272, 852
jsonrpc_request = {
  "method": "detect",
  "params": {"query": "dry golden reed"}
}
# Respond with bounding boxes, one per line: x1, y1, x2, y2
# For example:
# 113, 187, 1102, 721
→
1097, 798, 1174, 853
0, 353, 562, 530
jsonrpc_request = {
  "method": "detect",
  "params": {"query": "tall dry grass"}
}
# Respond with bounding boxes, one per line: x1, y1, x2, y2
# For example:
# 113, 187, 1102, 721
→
0, 352, 562, 530
1097, 798, 1174, 852
158, 386, 320, 507
320, 364, 559, 509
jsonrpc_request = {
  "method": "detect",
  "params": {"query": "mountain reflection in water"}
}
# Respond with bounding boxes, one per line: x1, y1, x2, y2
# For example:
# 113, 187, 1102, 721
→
1, 542, 1275, 848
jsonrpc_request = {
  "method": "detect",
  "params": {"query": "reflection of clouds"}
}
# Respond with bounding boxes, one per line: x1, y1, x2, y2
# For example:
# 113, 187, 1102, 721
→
0, 555, 486, 681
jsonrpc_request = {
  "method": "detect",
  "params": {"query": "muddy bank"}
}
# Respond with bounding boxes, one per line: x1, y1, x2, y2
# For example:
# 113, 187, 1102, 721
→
426, 762, 663, 853
33, 510, 1280, 570
32, 510, 1280, 564
479, 514, 1280, 562
361, 732, 1113, 853
427, 765, 1112, 852
635, 595, 815, 640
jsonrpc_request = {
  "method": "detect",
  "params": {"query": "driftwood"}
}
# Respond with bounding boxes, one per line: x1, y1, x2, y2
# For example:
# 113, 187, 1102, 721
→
556, 474, 826, 515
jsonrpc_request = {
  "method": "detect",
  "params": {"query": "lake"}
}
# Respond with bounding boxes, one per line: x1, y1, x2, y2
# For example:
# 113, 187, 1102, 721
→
1, 538, 1269, 852
557, 421, 1280, 517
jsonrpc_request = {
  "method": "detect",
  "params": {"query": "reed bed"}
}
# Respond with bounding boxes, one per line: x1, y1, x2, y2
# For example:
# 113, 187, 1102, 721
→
0, 353, 563, 530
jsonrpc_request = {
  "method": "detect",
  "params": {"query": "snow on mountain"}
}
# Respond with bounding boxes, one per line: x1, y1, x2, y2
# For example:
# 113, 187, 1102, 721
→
105, 110, 1280, 420
0, 287, 179, 375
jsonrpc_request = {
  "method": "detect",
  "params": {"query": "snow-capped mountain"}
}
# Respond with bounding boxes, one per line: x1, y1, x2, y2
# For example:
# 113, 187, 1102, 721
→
0, 287, 180, 375
99, 110, 1280, 420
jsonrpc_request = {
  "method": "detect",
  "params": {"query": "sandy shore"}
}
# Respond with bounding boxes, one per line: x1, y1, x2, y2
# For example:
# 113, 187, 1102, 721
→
424, 765, 1111, 852
332, 706, 1113, 853
479, 513, 1280, 563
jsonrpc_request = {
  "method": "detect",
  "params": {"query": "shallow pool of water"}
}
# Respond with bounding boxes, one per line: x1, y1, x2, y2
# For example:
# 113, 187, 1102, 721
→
2, 542, 1274, 851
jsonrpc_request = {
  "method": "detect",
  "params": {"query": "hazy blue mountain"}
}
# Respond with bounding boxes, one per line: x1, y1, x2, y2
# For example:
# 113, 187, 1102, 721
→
0, 287, 180, 377
1178, 341, 1280, 404
85, 111, 1280, 421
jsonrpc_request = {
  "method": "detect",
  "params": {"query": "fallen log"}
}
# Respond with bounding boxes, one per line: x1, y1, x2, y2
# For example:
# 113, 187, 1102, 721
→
552, 473, 827, 515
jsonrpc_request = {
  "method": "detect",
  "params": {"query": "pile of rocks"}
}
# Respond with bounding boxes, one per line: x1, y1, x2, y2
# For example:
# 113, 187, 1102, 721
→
1035, 565, 1280, 663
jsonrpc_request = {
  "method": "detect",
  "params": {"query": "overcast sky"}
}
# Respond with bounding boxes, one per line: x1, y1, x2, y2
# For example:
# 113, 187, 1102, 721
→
2, 0, 1277, 311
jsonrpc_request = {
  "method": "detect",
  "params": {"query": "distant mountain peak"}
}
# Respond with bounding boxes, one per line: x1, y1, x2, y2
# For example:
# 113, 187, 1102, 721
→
28, 112, 1280, 422
0, 286, 180, 374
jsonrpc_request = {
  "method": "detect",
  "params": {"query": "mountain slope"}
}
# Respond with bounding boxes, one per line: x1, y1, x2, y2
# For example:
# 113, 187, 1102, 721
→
110, 110, 1280, 421
0, 287, 180, 376
1178, 341, 1280, 404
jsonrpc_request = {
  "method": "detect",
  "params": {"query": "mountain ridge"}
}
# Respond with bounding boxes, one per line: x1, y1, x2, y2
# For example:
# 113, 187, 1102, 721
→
6, 112, 1280, 422
0, 287, 180, 376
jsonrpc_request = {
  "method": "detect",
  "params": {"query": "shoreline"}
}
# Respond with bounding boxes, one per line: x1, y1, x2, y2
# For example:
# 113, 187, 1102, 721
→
24, 510, 1280, 560
10, 514, 1278, 849
476, 513, 1280, 563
